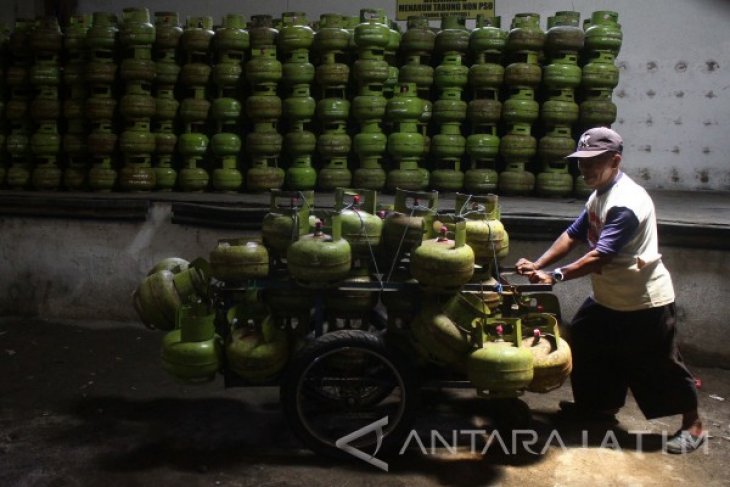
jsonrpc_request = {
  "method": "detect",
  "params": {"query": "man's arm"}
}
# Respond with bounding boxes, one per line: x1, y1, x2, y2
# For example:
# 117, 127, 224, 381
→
515, 231, 580, 274
524, 206, 639, 284
516, 209, 588, 275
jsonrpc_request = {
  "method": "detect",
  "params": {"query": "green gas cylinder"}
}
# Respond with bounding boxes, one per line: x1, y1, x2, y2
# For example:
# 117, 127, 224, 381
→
246, 130, 285, 192
410, 292, 489, 367
411, 221, 474, 291
504, 55, 541, 88
387, 82, 428, 190
537, 165, 570, 201
86, 90, 117, 120
520, 313, 572, 393
178, 132, 210, 191
154, 122, 178, 191
226, 302, 289, 383
470, 15, 507, 54
537, 130, 575, 198
29, 63, 60, 87
261, 190, 313, 258
579, 89, 617, 126
120, 90, 156, 121
284, 124, 317, 191
399, 60, 434, 91
147, 257, 189, 275
209, 239, 269, 284
545, 11, 584, 54
352, 57, 388, 94
314, 14, 350, 87
155, 58, 180, 86
352, 92, 387, 189
179, 96, 210, 124
435, 14, 469, 56
450, 193, 509, 265
430, 106, 466, 191
401, 15, 435, 55
282, 86, 315, 121
581, 51, 619, 89
209, 14, 250, 89
88, 157, 118, 192
434, 54, 469, 91
469, 63, 504, 95
31, 159, 62, 191
499, 164, 536, 196
318, 94, 351, 123
180, 15, 213, 56
133, 259, 211, 331
318, 131, 354, 189
584, 11, 622, 55
30, 16, 63, 55
399, 16, 435, 100
336, 188, 383, 258
502, 88, 539, 124
161, 303, 222, 384
506, 13, 544, 53
351, 123, 387, 191
315, 13, 349, 52
354, 8, 390, 50
541, 90, 579, 126
381, 189, 438, 256
279, 12, 313, 53
248, 14, 278, 50
245, 47, 282, 88
8, 18, 31, 62
500, 124, 536, 161
538, 129, 576, 162
119, 7, 155, 47
464, 133, 500, 194
214, 13, 249, 59
154, 11, 182, 50
543, 53, 582, 89
210, 133, 243, 190
210, 132, 241, 157
467, 319, 534, 395
287, 215, 352, 287
465, 132, 500, 163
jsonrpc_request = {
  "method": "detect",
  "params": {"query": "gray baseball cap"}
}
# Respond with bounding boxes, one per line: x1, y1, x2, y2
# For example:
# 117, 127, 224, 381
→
567, 127, 623, 158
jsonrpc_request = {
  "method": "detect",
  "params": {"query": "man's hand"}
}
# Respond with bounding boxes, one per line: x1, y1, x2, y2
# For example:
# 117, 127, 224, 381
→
528, 270, 555, 284
515, 258, 540, 275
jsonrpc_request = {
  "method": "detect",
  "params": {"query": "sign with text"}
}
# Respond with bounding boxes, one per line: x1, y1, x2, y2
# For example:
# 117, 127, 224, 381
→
395, 0, 495, 21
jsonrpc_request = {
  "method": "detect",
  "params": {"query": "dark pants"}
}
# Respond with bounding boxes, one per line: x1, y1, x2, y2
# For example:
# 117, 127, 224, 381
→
565, 298, 698, 419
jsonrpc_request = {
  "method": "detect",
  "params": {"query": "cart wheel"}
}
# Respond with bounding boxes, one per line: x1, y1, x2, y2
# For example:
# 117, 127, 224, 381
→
281, 329, 418, 460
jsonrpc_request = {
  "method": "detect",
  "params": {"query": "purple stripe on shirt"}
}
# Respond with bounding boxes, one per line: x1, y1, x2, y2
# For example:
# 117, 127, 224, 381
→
566, 207, 639, 255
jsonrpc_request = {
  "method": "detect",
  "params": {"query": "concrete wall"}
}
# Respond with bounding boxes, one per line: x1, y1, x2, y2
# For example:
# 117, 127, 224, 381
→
0, 204, 728, 367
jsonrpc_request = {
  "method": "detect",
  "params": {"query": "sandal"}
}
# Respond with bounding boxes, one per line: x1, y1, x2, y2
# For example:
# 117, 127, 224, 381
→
665, 430, 706, 454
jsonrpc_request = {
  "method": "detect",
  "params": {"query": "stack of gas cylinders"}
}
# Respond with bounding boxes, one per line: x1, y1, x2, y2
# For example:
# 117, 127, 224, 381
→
0, 9, 620, 197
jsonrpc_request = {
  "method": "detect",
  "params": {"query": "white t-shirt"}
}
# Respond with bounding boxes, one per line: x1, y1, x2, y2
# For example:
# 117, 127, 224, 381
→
582, 172, 675, 311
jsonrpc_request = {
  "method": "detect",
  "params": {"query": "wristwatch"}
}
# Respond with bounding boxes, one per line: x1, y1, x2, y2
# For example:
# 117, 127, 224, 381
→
551, 268, 566, 282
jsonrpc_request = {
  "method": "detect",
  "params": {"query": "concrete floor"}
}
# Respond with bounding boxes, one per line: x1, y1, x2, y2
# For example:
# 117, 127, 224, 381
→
1, 317, 728, 486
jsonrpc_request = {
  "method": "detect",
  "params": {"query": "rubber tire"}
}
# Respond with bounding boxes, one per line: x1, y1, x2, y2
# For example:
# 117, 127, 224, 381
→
280, 329, 419, 461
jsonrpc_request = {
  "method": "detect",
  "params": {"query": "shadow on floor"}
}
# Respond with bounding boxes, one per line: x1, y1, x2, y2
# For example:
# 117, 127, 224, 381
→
56, 390, 664, 483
